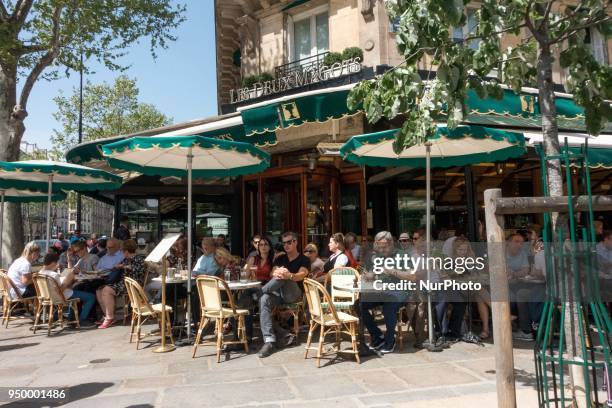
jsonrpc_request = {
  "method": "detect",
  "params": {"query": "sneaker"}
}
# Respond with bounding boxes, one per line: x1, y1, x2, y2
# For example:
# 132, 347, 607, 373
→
98, 319, 115, 329
380, 341, 396, 354
78, 321, 97, 329
513, 330, 534, 341
368, 336, 385, 351
258, 342, 276, 358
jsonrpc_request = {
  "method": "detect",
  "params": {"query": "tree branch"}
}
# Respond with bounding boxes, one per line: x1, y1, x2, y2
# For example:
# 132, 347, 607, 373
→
538, 0, 555, 31
524, 1, 545, 43
19, 4, 63, 110
9, 0, 34, 27
463, 23, 527, 43
0, 2, 9, 21
550, 15, 612, 44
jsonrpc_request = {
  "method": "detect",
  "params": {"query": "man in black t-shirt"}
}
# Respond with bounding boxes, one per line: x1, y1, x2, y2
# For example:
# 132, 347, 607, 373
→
113, 216, 131, 241
258, 232, 310, 358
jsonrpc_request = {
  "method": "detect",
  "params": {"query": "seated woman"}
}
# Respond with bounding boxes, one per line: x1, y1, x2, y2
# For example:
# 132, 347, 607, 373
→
38, 252, 97, 327
245, 235, 274, 284
214, 247, 236, 278
96, 239, 147, 329
7, 241, 40, 299
303, 243, 324, 281
319, 233, 349, 283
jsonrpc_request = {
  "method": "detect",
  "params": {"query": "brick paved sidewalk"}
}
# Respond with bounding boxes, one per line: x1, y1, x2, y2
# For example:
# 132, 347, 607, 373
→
0, 318, 539, 407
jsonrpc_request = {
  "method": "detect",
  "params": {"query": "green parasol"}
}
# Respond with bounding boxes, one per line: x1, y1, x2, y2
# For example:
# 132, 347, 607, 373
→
341, 124, 526, 351
0, 160, 122, 250
0, 187, 67, 268
102, 135, 270, 346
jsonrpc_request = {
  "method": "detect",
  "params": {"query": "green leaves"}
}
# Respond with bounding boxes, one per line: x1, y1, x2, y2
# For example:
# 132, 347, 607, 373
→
51, 75, 171, 158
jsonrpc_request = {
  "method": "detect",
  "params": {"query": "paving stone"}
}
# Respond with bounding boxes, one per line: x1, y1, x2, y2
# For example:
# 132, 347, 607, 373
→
281, 396, 365, 408
390, 362, 481, 389
63, 391, 158, 408
289, 373, 367, 400
348, 369, 410, 393
122, 374, 185, 389
161, 381, 296, 407
358, 387, 457, 406
185, 365, 287, 385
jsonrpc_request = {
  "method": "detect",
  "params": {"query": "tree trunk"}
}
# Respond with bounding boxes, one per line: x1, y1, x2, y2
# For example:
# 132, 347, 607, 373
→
0, 64, 27, 266
538, 37, 583, 405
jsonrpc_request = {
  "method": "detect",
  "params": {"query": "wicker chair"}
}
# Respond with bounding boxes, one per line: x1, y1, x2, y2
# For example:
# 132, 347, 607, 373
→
123, 267, 150, 325
124, 277, 173, 350
32, 274, 80, 335
0, 270, 36, 328
192, 275, 249, 362
303, 278, 360, 367
323, 267, 360, 312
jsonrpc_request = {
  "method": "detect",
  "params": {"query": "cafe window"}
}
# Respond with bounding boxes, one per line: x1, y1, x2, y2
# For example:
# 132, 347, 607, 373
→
118, 198, 159, 244
452, 8, 479, 50
290, 6, 329, 61
397, 190, 431, 236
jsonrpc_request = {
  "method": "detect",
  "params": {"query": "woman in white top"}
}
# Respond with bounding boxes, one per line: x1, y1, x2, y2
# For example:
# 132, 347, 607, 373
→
322, 233, 349, 276
7, 241, 40, 298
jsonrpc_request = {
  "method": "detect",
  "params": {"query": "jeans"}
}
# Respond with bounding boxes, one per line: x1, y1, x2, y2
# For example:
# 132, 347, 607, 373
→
68, 290, 96, 322
360, 301, 402, 348
259, 278, 302, 343
516, 283, 545, 332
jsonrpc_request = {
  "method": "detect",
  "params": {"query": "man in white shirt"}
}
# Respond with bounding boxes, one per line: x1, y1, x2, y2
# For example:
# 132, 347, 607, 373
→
596, 230, 612, 276
96, 238, 124, 271
38, 252, 97, 327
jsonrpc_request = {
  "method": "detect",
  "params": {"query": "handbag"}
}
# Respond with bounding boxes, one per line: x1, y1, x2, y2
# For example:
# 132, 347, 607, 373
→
103, 268, 124, 285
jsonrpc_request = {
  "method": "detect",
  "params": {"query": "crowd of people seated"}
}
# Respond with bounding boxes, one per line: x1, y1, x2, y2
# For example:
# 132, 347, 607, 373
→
4, 215, 610, 357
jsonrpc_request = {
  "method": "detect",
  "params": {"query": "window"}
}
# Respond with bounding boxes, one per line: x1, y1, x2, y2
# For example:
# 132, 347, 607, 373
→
290, 6, 329, 61
586, 27, 609, 65
452, 8, 479, 50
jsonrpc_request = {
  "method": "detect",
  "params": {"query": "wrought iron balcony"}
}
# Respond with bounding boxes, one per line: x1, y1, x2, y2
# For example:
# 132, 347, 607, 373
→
274, 51, 329, 79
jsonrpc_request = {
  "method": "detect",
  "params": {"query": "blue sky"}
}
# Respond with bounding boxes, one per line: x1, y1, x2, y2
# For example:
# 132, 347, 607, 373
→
23, 1, 217, 150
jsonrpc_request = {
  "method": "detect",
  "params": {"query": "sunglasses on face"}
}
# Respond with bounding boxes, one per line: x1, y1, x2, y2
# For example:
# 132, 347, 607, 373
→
253, 240, 260, 245
282, 239, 295, 246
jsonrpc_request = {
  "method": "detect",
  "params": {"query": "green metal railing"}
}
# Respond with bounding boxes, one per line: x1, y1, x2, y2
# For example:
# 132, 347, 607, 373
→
534, 139, 611, 407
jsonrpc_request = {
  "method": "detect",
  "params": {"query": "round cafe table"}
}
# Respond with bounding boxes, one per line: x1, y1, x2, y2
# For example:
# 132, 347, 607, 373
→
152, 275, 189, 329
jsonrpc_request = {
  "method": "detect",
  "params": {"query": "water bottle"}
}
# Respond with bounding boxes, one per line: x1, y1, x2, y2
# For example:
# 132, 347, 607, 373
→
224, 267, 231, 282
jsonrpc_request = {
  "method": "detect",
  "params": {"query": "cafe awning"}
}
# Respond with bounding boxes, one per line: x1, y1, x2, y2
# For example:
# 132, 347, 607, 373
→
526, 132, 612, 169
238, 83, 360, 137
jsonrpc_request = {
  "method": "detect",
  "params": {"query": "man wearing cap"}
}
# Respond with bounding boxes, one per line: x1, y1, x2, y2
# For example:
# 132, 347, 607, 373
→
397, 232, 412, 255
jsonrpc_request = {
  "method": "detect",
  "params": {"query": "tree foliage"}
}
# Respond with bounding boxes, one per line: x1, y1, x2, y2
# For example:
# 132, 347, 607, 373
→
348, 0, 612, 153
50, 75, 171, 158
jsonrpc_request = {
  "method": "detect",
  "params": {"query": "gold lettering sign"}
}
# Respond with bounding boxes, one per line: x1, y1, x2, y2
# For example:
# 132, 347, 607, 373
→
281, 102, 300, 121
520, 95, 535, 114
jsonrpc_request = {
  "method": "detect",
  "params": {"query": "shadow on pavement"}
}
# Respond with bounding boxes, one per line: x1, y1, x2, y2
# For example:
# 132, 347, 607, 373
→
0, 342, 39, 352
2, 382, 115, 408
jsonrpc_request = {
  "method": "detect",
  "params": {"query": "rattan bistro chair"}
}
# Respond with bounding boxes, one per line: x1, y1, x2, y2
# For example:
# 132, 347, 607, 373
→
0, 270, 36, 328
124, 277, 173, 350
323, 267, 360, 312
303, 278, 360, 368
192, 275, 249, 362
32, 274, 80, 335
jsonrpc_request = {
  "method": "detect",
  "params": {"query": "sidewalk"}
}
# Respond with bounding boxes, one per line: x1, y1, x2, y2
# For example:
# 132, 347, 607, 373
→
0, 319, 539, 407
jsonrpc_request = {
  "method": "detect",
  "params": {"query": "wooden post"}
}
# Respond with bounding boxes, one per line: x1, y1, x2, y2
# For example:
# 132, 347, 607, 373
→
484, 188, 516, 408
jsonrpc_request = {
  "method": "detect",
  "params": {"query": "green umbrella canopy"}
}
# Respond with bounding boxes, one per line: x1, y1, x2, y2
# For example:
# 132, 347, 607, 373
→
101, 135, 271, 178
340, 125, 526, 168
0, 187, 67, 203
0, 160, 122, 192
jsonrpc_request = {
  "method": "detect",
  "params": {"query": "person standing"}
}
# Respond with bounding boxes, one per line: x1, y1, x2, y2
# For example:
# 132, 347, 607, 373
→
258, 232, 310, 358
113, 216, 131, 241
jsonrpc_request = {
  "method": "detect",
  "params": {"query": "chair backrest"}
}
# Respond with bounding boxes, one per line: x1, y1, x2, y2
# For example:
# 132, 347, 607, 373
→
303, 278, 340, 324
195, 275, 237, 317
124, 277, 154, 315
0, 270, 13, 301
328, 267, 359, 303
33, 274, 67, 304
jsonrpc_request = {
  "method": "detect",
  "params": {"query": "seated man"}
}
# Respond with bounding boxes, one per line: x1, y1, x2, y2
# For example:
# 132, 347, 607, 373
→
193, 237, 219, 276
361, 231, 416, 353
96, 238, 124, 272
258, 231, 310, 358
39, 252, 97, 327
506, 233, 535, 341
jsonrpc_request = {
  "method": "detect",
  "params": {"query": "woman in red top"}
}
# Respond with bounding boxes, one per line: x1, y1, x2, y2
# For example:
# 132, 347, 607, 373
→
245, 235, 274, 284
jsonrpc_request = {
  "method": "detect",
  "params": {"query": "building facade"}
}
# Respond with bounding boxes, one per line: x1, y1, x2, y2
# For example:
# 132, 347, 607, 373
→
65, 0, 611, 256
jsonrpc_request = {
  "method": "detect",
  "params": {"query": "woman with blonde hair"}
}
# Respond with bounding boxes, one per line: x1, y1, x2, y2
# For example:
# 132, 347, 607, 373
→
7, 241, 41, 298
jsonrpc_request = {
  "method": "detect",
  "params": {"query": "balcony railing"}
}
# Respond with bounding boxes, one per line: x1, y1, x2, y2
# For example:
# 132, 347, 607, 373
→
275, 51, 329, 79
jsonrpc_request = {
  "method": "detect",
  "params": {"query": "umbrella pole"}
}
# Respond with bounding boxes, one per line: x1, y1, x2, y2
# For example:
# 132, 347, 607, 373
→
0, 190, 4, 268
153, 256, 175, 353
45, 175, 53, 251
424, 142, 441, 352
186, 148, 193, 341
